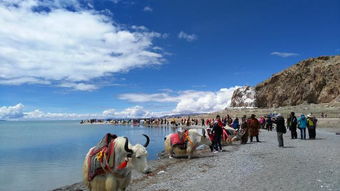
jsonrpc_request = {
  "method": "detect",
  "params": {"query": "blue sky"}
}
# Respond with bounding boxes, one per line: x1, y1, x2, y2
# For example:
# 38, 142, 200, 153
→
0, 0, 339, 119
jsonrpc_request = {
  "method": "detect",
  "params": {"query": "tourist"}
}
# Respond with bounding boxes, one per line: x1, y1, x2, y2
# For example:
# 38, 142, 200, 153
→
227, 114, 233, 126
273, 114, 286, 147
298, 114, 307, 140
212, 115, 223, 153
240, 115, 249, 144
232, 117, 240, 130
287, 112, 298, 139
259, 116, 266, 129
266, 115, 273, 131
186, 117, 191, 126
223, 116, 227, 126
247, 114, 260, 142
307, 114, 317, 139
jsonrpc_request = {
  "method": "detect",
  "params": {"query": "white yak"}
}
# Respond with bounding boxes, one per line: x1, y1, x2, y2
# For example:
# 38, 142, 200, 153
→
164, 129, 212, 159
83, 135, 151, 191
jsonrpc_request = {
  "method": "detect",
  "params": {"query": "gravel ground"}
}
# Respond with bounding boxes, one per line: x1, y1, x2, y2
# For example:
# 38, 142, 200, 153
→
54, 129, 340, 191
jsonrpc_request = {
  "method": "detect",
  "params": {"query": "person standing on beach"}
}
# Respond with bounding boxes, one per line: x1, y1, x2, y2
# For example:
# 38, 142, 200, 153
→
287, 112, 298, 139
212, 115, 223, 153
240, 115, 249, 144
247, 114, 260, 142
298, 114, 307, 140
232, 117, 240, 130
273, 114, 286, 147
307, 114, 317, 139
266, 115, 273, 131
259, 116, 265, 129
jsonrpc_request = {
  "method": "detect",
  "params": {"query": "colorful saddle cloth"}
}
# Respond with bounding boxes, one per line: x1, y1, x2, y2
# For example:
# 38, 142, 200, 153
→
170, 130, 189, 149
88, 133, 117, 181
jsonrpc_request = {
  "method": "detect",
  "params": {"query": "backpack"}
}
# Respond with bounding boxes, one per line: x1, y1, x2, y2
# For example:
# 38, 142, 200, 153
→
308, 119, 314, 127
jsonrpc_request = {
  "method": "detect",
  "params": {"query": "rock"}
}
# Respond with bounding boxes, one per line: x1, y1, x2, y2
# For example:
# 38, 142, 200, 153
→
230, 86, 256, 107
231, 55, 340, 108
157, 170, 166, 174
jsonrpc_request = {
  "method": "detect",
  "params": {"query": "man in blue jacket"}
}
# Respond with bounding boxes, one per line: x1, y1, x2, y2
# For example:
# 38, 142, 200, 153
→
298, 114, 307, 140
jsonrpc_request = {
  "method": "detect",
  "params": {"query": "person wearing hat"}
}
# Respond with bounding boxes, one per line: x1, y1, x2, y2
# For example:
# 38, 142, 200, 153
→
247, 114, 260, 142
307, 114, 317, 139
287, 112, 298, 139
273, 113, 286, 147
240, 115, 249, 144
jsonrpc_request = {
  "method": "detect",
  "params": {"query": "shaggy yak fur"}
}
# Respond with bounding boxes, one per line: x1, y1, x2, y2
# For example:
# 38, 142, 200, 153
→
164, 129, 212, 159
83, 136, 150, 191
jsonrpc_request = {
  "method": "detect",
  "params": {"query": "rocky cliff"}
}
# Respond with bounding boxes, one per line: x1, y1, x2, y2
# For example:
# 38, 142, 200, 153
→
231, 55, 340, 108
230, 86, 256, 107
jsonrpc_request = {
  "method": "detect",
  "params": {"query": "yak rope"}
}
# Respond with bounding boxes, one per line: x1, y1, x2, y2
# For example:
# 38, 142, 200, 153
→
183, 132, 193, 146
98, 145, 129, 179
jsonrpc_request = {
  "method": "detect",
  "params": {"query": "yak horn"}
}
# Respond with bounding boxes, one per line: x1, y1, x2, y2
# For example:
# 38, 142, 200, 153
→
143, 134, 150, 147
202, 129, 206, 137
124, 137, 133, 153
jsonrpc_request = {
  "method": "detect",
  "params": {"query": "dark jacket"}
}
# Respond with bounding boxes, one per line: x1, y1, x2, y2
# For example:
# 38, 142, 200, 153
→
287, 116, 297, 129
212, 120, 223, 136
274, 116, 286, 133
266, 117, 272, 125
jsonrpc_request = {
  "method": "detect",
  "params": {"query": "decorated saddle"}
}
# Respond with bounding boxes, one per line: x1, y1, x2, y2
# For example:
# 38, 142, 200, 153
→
170, 130, 189, 149
87, 133, 117, 181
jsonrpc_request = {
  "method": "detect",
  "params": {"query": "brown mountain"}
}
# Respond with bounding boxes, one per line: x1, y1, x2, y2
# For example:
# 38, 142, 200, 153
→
254, 55, 340, 108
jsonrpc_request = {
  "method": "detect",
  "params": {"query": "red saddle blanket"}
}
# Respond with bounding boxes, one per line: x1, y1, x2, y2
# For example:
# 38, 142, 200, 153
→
87, 133, 117, 181
170, 130, 188, 145
170, 133, 182, 145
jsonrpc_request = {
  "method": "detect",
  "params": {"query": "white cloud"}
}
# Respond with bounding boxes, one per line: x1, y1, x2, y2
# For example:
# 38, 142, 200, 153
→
119, 87, 240, 114
24, 109, 99, 120
178, 31, 197, 42
0, 0, 164, 91
270, 52, 299, 57
102, 109, 116, 116
0, 103, 25, 119
0, 103, 158, 120
103, 106, 162, 118
0, 86, 239, 120
59, 82, 97, 91
119, 93, 179, 102
114, 106, 149, 118
143, 6, 152, 12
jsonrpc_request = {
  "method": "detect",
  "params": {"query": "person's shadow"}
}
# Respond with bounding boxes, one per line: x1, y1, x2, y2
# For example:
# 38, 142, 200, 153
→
282, 146, 295, 148
308, 137, 326, 140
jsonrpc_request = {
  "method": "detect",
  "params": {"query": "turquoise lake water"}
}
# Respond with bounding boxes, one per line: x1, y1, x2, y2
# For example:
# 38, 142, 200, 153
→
0, 121, 176, 191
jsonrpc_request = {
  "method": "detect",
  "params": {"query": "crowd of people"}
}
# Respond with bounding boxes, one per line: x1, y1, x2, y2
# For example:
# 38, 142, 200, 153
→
81, 111, 319, 150
206, 112, 318, 151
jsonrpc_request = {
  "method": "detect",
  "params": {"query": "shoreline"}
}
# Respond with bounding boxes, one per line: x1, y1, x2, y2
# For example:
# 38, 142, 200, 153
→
53, 127, 340, 191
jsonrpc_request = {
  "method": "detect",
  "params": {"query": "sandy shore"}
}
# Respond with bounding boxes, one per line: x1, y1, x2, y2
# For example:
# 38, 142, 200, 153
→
53, 127, 340, 191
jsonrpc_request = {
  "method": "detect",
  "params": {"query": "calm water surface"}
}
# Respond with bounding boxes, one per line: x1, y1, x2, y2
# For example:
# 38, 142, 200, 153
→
0, 121, 176, 191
